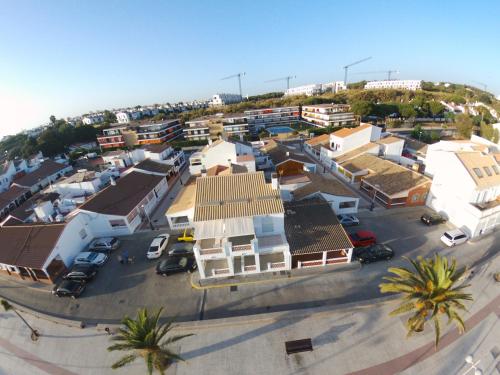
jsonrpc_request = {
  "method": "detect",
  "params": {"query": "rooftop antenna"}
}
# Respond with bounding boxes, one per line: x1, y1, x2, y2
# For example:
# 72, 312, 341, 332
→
265, 75, 297, 90
343, 57, 372, 85
221, 72, 246, 97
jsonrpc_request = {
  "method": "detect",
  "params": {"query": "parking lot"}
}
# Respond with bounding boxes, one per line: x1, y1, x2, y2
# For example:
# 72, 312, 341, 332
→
0, 206, 497, 324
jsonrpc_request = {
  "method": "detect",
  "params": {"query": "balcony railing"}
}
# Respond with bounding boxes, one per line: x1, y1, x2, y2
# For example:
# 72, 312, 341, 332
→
269, 262, 286, 269
199, 247, 223, 256
212, 268, 230, 276
232, 244, 252, 252
325, 258, 348, 265
244, 265, 257, 272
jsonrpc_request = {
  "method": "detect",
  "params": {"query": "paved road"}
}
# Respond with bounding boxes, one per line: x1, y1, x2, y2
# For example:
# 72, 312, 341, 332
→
0, 252, 498, 375
1, 206, 497, 325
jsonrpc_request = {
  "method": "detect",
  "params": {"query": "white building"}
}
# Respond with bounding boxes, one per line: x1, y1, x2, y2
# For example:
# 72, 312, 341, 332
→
426, 138, 500, 238
301, 104, 356, 128
12, 160, 73, 194
78, 171, 168, 236
188, 139, 255, 175
0, 160, 28, 192
142, 143, 186, 171
51, 169, 118, 197
116, 112, 131, 124
165, 178, 196, 230
244, 106, 300, 134
321, 81, 347, 93
82, 114, 104, 125
192, 172, 291, 279
364, 80, 422, 91
285, 84, 322, 97
209, 93, 242, 107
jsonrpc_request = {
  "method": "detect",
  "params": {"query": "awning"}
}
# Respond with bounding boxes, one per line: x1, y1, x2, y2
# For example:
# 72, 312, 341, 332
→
194, 217, 255, 240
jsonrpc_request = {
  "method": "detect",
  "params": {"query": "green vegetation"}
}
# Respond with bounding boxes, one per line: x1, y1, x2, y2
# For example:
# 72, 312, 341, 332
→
454, 114, 474, 139
108, 308, 192, 375
379, 255, 472, 347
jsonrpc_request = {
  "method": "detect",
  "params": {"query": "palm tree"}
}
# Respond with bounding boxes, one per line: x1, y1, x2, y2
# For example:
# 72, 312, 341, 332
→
379, 254, 473, 347
108, 308, 193, 374
1, 299, 40, 341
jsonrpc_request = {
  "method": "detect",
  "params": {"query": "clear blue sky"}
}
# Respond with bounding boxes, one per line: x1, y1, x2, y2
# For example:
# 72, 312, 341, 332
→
1, 0, 499, 136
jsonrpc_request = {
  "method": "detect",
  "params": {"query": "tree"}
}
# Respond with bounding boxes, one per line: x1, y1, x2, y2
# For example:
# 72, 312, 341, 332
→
477, 93, 492, 104
351, 100, 374, 117
480, 123, 499, 143
429, 101, 445, 117
454, 114, 474, 139
103, 110, 117, 124
379, 255, 472, 347
399, 104, 417, 119
108, 308, 192, 374
449, 94, 466, 104
49, 115, 56, 124
1, 299, 40, 341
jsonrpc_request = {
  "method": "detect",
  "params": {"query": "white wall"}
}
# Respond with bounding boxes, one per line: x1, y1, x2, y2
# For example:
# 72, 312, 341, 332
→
381, 140, 404, 162
253, 213, 285, 236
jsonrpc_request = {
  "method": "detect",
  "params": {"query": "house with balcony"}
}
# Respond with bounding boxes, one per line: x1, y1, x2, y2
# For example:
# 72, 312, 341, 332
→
192, 172, 291, 279
184, 113, 249, 141
135, 119, 183, 145
425, 138, 500, 238
244, 106, 300, 134
301, 104, 356, 128
142, 143, 186, 171
188, 139, 255, 175
304, 134, 330, 160
165, 177, 196, 230
97, 126, 128, 149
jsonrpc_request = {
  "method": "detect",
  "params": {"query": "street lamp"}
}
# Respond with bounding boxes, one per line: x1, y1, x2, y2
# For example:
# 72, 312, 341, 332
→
464, 355, 483, 375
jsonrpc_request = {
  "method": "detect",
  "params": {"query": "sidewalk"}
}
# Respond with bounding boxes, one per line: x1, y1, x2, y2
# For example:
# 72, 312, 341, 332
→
1, 253, 498, 375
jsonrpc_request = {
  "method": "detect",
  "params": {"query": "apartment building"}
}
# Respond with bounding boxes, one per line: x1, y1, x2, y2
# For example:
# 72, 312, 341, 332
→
192, 172, 291, 279
425, 137, 500, 238
285, 84, 322, 97
184, 113, 248, 141
364, 80, 422, 91
188, 139, 255, 175
244, 106, 300, 134
116, 112, 131, 123
82, 114, 104, 125
96, 119, 182, 149
209, 93, 242, 107
302, 104, 356, 128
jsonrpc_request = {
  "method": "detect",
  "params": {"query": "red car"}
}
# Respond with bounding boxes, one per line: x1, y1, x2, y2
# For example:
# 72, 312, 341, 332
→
349, 230, 377, 247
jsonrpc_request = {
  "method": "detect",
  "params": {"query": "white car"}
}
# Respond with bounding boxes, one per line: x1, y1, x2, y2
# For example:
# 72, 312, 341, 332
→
74, 252, 108, 266
147, 234, 170, 259
337, 214, 360, 226
440, 229, 469, 247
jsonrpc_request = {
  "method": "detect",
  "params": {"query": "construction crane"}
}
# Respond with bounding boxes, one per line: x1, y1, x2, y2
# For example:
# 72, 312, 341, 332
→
265, 75, 296, 90
353, 70, 399, 80
343, 57, 372, 84
220, 72, 246, 97
472, 81, 488, 92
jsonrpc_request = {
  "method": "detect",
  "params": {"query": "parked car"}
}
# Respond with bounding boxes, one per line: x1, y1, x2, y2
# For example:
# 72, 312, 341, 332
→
420, 213, 446, 226
63, 264, 98, 281
349, 230, 377, 247
337, 214, 360, 226
74, 252, 108, 266
440, 229, 468, 247
52, 280, 86, 298
168, 242, 194, 257
156, 257, 197, 276
147, 234, 170, 259
354, 244, 394, 264
177, 229, 194, 242
89, 237, 120, 252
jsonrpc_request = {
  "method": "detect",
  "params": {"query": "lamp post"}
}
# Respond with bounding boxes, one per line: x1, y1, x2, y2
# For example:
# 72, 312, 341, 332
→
463, 355, 483, 375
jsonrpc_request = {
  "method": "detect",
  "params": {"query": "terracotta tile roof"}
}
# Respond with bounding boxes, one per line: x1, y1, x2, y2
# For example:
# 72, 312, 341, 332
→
333, 143, 379, 164
166, 178, 197, 215
305, 134, 330, 146
284, 199, 353, 255
0, 224, 65, 269
0, 185, 29, 209
194, 172, 283, 221
133, 159, 173, 175
79, 171, 164, 216
493, 153, 500, 164
377, 136, 404, 145
9, 192, 60, 222
342, 154, 431, 195
13, 160, 70, 188
403, 137, 428, 155
293, 172, 357, 199
279, 174, 311, 185
267, 145, 312, 165
455, 152, 500, 188
236, 154, 255, 162
206, 165, 229, 176
332, 123, 372, 139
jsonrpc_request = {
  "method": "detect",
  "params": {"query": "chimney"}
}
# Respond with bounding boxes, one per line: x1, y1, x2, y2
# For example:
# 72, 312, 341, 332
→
110, 177, 116, 186
201, 168, 207, 177
271, 173, 279, 190
286, 151, 290, 157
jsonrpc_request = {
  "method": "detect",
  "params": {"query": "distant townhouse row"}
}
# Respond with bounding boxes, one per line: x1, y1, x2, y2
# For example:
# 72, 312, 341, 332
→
97, 119, 183, 149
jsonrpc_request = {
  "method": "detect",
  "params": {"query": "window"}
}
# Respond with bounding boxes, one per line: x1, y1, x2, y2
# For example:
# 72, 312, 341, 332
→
473, 168, 483, 178
109, 219, 127, 228
339, 201, 356, 209
492, 165, 499, 175
483, 167, 492, 176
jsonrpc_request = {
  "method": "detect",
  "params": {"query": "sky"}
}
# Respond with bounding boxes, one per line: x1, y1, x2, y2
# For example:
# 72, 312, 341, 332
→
1, 0, 499, 137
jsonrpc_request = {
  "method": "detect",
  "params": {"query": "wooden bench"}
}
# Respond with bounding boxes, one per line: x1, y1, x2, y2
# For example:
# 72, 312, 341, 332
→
285, 338, 313, 355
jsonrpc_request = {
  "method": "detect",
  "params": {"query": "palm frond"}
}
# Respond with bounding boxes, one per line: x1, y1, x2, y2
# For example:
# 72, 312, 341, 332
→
111, 354, 137, 369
